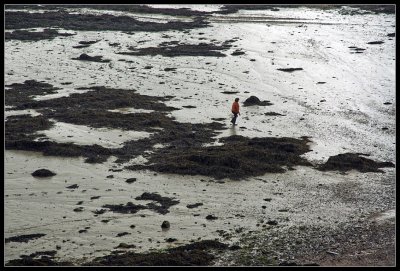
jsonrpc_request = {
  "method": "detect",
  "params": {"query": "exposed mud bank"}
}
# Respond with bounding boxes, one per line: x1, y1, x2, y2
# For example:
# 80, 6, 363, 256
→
5, 11, 209, 32
5, 28, 75, 41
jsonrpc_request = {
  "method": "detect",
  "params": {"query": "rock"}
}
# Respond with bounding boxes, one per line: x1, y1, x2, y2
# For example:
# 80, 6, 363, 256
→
66, 184, 79, 189
32, 169, 56, 177
78, 53, 91, 60
266, 220, 278, 225
243, 96, 272, 106
206, 215, 218, 220
126, 178, 137, 184
161, 221, 170, 229
165, 238, 177, 242
186, 203, 203, 209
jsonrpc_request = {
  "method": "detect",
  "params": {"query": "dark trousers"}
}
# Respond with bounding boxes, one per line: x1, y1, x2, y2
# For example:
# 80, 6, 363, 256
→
231, 112, 238, 124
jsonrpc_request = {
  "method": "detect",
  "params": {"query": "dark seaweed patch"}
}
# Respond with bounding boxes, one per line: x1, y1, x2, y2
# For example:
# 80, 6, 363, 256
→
317, 153, 395, 173
73, 44, 91, 48
128, 135, 312, 180
187, 203, 204, 209
6, 251, 72, 266
5, 80, 60, 108
5, 115, 54, 143
84, 240, 228, 266
5, 85, 224, 163
277, 68, 303, 72
135, 192, 180, 215
18, 86, 177, 113
5, 4, 211, 17
264, 112, 285, 116
118, 42, 232, 57
5, 28, 75, 41
221, 91, 240, 94
72, 53, 110, 63
79, 40, 100, 45
5, 233, 46, 243
103, 202, 147, 214
6, 256, 73, 266
103, 192, 179, 215
5, 11, 209, 32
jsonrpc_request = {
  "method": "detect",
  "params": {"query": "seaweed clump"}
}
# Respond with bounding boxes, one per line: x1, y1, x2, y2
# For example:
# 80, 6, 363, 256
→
317, 153, 395, 173
5, 233, 46, 243
103, 192, 180, 215
5, 80, 61, 108
5, 28, 75, 41
5, 11, 209, 32
128, 135, 312, 180
72, 53, 111, 63
84, 240, 228, 266
118, 42, 233, 57
6, 256, 73, 266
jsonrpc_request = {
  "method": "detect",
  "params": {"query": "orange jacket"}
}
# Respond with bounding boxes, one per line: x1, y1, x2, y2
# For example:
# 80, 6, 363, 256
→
231, 101, 240, 113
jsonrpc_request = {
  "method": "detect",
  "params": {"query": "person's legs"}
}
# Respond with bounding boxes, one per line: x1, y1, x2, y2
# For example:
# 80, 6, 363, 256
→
231, 113, 238, 125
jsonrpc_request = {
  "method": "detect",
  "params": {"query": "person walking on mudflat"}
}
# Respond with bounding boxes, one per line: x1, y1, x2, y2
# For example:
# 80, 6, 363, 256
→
231, 98, 240, 125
